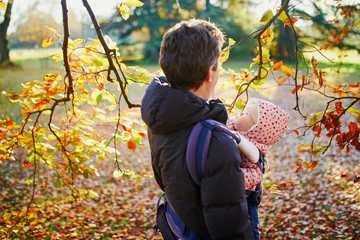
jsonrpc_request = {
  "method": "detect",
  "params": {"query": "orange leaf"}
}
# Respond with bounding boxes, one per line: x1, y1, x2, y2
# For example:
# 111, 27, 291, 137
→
298, 149, 310, 153
127, 140, 137, 152
87, 211, 95, 216
42, 36, 56, 48
294, 13, 311, 19
138, 131, 147, 137
292, 166, 302, 173
283, 16, 298, 27
274, 61, 283, 71
293, 129, 299, 135
278, 183, 287, 189
286, 181, 295, 186
291, 86, 301, 94
24, 161, 30, 170
58, 163, 68, 169
301, 162, 310, 168
63, 178, 72, 185
121, 124, 131, 132
308, 161, 318, 169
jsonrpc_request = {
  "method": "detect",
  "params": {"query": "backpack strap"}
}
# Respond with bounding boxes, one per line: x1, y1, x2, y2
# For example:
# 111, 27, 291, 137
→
186, 119, 242, 185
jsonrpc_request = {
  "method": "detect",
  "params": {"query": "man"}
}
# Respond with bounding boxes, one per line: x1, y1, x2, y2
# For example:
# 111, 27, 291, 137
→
141, 19, 253, 239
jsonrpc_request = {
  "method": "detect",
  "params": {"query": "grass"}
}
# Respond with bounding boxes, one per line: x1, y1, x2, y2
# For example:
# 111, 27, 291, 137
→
0, 58, 63, 120
1, 48, 359, 121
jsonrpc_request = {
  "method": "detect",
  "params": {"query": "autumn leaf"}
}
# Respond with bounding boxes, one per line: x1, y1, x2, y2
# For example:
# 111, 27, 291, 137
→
63, 178, 72, 185
279, 78, 287, 85
118, 4, 130, 20
356, 18, 360, 27
308, 161, 319, 169
127, 140, 137, 151
294, 13, 311, 19
260, 10, 273, 23
123, 0, 144, 7
283, 16, 298, 27
45, 26, 59, 35
280, 65, 293, 77
273, 61, 283, 71
334, 101, 344, 114
0, 1, 5, 10
42, 36, 56, 48
24, 161, 30, 170
219, 45, 230, 66
260, 29, 274, 43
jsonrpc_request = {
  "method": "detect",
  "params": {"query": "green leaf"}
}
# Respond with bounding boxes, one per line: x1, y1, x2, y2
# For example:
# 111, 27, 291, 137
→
25, 179, 33, 185
260, 10, 274, 23
278, 10, 288, 22
356, 18, 360, 27
34, 198, 45, 205
96, 93, 102, 105
55, 177, 62, 189
89, 190, 99, 198
93, 59, 103, 67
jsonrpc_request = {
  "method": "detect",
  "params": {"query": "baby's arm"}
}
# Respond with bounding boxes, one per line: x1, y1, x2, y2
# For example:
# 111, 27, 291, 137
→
238, 135, 259, 163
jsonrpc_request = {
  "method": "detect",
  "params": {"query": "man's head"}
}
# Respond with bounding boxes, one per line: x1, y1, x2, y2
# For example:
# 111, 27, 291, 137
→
159, 19, 225, 90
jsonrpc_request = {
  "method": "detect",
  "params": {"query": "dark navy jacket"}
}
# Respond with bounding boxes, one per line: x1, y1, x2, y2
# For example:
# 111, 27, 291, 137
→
141, 77, 253, 239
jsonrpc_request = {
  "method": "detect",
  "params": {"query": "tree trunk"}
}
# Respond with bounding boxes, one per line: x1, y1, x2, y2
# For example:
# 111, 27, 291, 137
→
0, 0, 14, 64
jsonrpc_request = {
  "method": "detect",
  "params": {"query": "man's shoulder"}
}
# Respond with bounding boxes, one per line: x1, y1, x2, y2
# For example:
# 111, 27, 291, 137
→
206, 129, 241, 167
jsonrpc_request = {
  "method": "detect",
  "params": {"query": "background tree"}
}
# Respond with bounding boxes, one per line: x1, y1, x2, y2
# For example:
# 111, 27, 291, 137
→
105, 0, 254, 61
9, 7, 60, 48
0, 0, 14, 65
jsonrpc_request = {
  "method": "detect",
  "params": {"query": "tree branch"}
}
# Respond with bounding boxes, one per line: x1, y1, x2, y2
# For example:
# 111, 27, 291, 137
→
82, 0, 140, 108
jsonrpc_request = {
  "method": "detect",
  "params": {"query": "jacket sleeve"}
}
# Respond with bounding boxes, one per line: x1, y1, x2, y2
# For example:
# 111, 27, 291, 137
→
200, 132, 254, 240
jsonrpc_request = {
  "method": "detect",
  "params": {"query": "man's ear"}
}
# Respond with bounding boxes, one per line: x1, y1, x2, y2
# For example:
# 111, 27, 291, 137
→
205, 66, 212, 82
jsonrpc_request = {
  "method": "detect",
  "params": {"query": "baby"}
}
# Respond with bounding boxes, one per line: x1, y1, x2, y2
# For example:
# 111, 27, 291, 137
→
227, 98, 289, 240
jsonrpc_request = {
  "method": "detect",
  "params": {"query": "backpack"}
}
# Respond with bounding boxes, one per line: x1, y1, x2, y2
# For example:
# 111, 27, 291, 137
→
154, 119, 264, 240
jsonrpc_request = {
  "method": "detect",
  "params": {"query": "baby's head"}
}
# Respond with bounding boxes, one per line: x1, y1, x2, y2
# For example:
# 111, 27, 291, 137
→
235, 98, 289, 154
234, 99, 259, 132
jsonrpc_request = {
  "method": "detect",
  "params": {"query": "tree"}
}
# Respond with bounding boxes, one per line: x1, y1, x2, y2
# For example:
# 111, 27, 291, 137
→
0, 0, 14, 65
9, 6, 60, 48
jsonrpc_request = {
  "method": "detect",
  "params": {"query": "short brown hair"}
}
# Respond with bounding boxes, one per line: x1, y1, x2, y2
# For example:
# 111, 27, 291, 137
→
159, 19, 225, 90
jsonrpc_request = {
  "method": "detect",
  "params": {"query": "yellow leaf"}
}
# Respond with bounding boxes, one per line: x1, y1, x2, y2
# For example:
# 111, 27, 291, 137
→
280, 65, 293, 77
45, 26, 59, 35
113, 170, 123, 179
229, 38, 235, 46
59, 169, 67, 177
328, 215, 335, 221
219, 46, 229, 66
42, 36, 56, 48
0, 1, 5, 10
356, 18, 360, 27
123, 0, 144, 7
260, 28, 274, 43
118, 4, 130, 20
279, 78, 286, 85
260, 9, 273, 23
